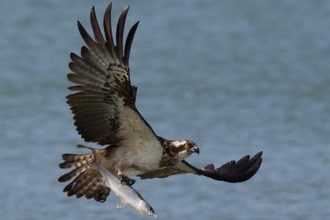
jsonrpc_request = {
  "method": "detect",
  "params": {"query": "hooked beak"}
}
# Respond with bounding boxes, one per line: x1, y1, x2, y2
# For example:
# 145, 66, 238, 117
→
191, 145, 200, 155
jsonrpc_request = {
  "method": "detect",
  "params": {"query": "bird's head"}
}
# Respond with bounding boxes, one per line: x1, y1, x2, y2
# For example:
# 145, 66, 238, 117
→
166, 139, 200, 161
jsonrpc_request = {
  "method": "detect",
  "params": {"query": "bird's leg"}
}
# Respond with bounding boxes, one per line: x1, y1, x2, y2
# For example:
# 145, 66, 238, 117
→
117, 171, 136, 186
121, 175, 136, 186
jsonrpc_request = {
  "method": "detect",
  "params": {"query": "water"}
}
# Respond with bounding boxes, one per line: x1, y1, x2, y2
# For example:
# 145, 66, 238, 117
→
1, 0, 329, 219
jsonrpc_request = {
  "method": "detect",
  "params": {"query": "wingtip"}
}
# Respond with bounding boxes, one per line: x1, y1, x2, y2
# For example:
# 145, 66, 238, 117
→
247, 156, 263, 176
250, 151, 263, 169
251, 151, 263, 161
248, 152, 263, 173
122, 5, 131, 14
236, 155, 250, 166
77, 20, 83, 30
104, 2, 112, 18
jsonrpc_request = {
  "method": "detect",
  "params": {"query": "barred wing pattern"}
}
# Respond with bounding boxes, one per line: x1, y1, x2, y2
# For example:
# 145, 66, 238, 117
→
67, 4, 158, 147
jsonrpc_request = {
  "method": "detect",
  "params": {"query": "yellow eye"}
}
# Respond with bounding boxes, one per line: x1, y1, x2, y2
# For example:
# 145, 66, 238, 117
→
184, 142, 190, 148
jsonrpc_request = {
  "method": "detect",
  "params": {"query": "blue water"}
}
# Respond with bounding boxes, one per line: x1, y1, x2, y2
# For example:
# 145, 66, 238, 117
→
1, 0, 329, 219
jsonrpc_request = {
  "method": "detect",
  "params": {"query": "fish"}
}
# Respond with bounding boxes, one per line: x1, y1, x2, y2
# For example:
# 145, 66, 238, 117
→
77, 145, 157, 217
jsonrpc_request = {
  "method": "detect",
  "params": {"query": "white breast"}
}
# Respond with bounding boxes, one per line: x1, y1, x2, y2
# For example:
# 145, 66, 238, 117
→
114, 139, 163, 176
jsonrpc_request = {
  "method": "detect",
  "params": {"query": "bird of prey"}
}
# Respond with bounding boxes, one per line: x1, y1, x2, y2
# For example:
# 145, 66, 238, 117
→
58, 3, 263, 203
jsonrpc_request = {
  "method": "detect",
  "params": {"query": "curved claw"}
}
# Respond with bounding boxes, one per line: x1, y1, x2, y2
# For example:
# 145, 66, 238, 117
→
200, 151, 263, 183
96, 188, 110, 203
119, 175, 136, 186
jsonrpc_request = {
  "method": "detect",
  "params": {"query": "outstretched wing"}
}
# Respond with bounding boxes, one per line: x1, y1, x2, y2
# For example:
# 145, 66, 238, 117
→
67, 4, 159, 147
138, 152, 263, 183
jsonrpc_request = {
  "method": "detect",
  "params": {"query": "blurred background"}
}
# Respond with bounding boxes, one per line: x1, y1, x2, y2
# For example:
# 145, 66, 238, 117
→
0, 0, 329, 219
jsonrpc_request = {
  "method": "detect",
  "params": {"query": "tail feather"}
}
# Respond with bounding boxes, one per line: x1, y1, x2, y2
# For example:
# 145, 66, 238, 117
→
59, 153, 93, 169
76, 175, 99, 198
66, 170, 96, 196
84, 176, 111, 202
58, 165, 89, 182
58, 145, 111, 202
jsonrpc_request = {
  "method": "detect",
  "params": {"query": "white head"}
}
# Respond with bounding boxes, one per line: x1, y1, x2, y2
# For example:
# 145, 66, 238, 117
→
167, 139, 200, 161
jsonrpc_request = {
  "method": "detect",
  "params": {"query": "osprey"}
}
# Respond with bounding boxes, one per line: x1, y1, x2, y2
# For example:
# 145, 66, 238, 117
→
58, 3, 263, 203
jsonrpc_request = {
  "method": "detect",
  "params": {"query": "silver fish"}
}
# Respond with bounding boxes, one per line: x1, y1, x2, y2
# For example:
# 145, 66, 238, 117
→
78, 145, 157, 217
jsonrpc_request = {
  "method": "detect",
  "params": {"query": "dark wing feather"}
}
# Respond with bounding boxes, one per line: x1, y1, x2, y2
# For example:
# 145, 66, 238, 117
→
67, 3, 159, 147
198, 151, 263, 182
139, 152, 263, 183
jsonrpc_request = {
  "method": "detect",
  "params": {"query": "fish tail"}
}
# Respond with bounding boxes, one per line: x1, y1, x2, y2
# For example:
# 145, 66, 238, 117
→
58, 144, 110, 202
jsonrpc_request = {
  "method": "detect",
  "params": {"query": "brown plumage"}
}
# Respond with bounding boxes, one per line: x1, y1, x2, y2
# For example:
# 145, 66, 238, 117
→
58, 3, 263, 204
